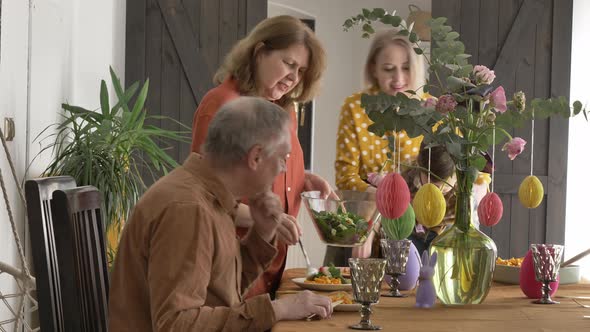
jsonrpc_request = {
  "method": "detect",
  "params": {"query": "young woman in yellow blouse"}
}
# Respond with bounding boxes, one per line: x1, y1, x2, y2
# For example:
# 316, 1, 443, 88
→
335, 29, 426, 193
326, 29, 427, 265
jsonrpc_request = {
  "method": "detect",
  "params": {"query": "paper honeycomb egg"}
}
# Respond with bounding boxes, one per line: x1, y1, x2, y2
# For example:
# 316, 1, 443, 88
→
381, 205, 415, 240
477, 192, 503, 227
518, 175, 544, 208
376, 172, 411, 219
412, 183, 446, 228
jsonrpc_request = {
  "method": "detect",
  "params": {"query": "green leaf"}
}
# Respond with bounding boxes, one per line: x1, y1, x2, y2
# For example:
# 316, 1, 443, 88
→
409, 32, 418, 43
397, 29, 410, 37
413, 47, 424, 55
362, 23, 375, 34
100, 80, 110, 116
470, 154, 487, 171
372, 8, 386, 17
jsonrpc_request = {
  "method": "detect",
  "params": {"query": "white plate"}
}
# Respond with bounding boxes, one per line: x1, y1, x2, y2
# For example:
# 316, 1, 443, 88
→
334, 303, 361, 312
292, 277, 352, 291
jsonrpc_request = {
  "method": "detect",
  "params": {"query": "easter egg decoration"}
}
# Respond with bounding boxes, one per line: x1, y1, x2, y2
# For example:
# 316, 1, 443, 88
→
376, 172, 411, 219
397, 242, 421, 291
381, 205, 415, 240
413, 183, 446, 228
477, 192, 503, 227
518, 109, 544, 209
518, 175, 544, 208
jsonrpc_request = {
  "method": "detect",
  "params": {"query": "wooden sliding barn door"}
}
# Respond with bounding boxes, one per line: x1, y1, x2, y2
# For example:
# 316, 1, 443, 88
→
125, 0, 267, 166
432, 0, 573, 258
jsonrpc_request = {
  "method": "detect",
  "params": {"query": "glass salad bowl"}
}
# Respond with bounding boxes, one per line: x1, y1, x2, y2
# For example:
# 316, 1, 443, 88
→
301, 190, 381, 247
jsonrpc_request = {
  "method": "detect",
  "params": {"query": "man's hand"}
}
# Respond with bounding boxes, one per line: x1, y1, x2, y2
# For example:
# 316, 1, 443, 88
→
272, 290, 333, 321
249, 191, 283, 242
304, 173, 338, 199
276, 213, 301, 245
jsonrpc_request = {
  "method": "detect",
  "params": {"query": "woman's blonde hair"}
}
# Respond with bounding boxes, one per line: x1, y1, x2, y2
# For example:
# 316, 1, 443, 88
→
363, 29, 425, 93
214, 15, 326, 107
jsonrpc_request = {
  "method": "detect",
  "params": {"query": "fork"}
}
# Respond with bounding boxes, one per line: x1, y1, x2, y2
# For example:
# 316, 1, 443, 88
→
573, 298, 590, 308
306, 300, 344, 320
298, 239, 319, 278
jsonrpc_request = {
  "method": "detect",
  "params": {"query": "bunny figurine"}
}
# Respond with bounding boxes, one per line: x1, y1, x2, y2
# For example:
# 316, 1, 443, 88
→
415, 250, 437, 308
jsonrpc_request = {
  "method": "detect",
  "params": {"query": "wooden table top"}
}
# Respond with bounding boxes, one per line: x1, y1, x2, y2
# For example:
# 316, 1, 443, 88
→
272, 268, 590, 332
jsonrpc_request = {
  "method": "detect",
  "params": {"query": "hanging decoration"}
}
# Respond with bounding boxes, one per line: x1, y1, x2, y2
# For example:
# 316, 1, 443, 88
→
518, 108, 544, 208
478, 126, 504, 226
381, 204, 415, 240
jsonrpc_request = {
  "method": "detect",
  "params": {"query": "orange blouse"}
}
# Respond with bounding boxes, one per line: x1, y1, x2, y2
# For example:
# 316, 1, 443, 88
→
191, 78, 305, 297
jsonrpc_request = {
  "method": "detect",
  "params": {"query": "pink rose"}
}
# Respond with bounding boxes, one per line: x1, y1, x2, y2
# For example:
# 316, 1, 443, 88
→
502, 137, 526, 160
473, 65, 496, 85
422, 97, 437, 108
490, 86, 507, 113
435, 95, 457, 114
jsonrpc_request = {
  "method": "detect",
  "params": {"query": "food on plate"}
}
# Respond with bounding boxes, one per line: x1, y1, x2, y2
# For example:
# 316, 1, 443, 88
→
311, 208, 369, 244
305, 264, 351, 284
328, 291, 354, 305
496, 256, 524, 267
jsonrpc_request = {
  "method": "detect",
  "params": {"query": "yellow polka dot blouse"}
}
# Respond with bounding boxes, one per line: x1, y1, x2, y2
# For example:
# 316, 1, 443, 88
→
335, 91, 423, 192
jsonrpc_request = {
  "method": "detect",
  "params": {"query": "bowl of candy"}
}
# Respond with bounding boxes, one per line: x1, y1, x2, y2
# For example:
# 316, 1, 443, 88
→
301, 190, 381, 247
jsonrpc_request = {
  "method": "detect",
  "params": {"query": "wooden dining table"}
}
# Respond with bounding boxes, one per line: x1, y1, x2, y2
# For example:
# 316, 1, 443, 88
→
272, 268, 590, 332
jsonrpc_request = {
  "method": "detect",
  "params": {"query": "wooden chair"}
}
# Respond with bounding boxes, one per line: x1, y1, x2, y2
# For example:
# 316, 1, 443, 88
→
51, 186, 109, 332
25, 176, 76, 332
25, 178, 109, 332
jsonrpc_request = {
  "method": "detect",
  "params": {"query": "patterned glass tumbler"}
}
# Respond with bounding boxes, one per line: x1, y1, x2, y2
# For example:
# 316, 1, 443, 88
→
379, 238, 411, 297
348, 258, 387, 330
530, 243, 564, 304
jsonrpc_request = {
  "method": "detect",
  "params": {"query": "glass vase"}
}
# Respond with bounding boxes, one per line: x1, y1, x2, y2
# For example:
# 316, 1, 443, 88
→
430, 168, 497, 305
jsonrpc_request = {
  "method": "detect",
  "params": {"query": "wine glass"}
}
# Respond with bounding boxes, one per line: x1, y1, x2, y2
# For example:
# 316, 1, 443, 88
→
348, 258, 387, 330
379, 238, 411, 297
530, 243, 564, 304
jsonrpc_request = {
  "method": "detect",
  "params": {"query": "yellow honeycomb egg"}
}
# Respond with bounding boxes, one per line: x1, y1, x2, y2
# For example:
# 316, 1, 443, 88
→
518, 175, 544, 208
412, 183, 446, 228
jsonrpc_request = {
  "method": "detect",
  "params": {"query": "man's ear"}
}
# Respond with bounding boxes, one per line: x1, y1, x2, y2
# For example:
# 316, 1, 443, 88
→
246, 144, 264, 170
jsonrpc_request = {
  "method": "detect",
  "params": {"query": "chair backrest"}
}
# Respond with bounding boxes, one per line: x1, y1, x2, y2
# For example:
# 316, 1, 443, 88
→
25, 176, 77, 332
51, 186, 109, 332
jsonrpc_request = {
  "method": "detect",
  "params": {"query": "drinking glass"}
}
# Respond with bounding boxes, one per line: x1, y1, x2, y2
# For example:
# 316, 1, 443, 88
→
530, 243, 564, 304
379, 238, 411, 297
348, 258, 387, 330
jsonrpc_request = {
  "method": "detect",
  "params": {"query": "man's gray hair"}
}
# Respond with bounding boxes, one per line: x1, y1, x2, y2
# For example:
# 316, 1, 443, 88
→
203, 97, 291, 165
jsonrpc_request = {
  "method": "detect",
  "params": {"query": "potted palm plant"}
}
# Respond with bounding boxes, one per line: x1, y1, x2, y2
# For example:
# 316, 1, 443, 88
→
37, 67, 189, 265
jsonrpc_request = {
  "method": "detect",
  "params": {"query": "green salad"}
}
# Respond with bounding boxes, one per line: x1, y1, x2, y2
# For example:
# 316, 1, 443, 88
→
306, 263, 351, 284
311, 207, 369, 245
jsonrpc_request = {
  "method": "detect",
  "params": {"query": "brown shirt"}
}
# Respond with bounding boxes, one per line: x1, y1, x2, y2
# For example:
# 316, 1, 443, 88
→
108, 153, 278, 331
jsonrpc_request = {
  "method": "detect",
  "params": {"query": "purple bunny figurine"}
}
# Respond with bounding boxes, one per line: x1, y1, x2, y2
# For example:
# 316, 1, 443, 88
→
415, 251, 437, 308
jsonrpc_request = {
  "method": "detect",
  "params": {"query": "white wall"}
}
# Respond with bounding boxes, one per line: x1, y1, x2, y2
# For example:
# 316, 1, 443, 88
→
0, 0, 125, 326
565, 0, 590, 278
268, 0, 431, 268
0, 0, 30, 325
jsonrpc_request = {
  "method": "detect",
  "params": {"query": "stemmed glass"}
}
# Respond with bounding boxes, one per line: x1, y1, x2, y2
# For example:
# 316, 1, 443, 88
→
379, 238, 411, 297
530, 243, 564, 304
348, 258, 387, 330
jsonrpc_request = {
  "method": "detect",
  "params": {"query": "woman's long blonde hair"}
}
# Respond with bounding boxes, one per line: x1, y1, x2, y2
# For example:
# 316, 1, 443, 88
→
363, 29, 425, 94
214, 15, 326, 107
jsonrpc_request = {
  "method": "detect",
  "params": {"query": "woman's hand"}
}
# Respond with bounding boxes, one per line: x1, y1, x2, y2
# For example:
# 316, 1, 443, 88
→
304, 173, 338, 199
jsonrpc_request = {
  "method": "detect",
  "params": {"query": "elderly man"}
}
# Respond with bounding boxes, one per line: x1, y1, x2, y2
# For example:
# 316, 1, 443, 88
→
109, 97, 332, 331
